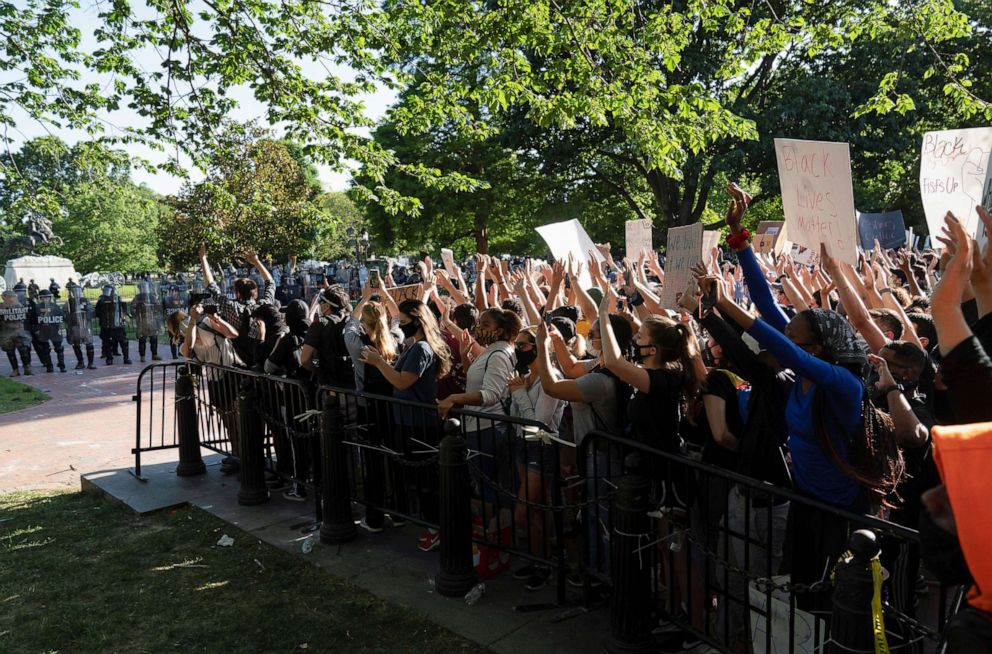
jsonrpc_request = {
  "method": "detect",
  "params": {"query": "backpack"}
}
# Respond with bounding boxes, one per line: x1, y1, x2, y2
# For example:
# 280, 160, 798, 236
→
315, 314, 354, 387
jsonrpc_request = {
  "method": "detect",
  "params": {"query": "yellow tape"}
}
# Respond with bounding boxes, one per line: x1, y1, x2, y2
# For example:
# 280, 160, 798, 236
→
870, 557, 890, 654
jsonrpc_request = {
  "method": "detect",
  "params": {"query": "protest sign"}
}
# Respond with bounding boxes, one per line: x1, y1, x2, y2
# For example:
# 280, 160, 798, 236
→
659, 223, 703, 310
535, 219, 604, 289
754, 221, 787, 255
440, 248, 456, 274
920, 128, 992, 243
791, 243, 815, 266
625, 219, 653, 259
386, 283, 424, 303
906, 226, 914, 248
749, 581, 826, 654
775, 138, 858, 265
702, 230, 721, 256
856, 210, 906, 250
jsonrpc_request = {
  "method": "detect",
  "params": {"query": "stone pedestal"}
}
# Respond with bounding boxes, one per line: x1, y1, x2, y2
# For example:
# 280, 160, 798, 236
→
4, 256, 79, 290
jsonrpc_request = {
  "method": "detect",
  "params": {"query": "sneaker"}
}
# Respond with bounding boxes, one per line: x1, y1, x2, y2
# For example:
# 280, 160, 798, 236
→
417, 529, 441, 552
58, 365, 66, 373
9, 369, 19, 377
525, 566, 552, 592
283, 489, 307, 502
87, 363, 96, 370
513, 564, 536, 581
658, 631, 703, 653
652, 613, 686, 636
75, 362, 85, 370
387, 514, 407, 527
359, 518, 384, 533
45, 365, 54, 373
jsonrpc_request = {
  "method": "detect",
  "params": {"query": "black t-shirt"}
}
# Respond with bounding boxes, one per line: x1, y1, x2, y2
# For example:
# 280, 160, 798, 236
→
699, 370, 745, 471
625, 367, 685, 453
303, 313, 354, 387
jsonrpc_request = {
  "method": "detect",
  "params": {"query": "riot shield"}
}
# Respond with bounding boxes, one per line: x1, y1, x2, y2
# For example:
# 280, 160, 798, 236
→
64, 286, 93, 343
0, 291, 30, 345
131, 279, 162, 337
32, 292, 65, 342
96, 287, 124, 330
161, 284, 188, 320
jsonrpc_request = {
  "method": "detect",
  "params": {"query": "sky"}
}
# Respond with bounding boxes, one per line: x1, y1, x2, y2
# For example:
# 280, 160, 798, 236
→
3, 1, 397, 196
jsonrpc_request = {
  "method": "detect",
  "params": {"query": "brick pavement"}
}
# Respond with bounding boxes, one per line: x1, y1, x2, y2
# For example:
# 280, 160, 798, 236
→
0, 340, 182, 493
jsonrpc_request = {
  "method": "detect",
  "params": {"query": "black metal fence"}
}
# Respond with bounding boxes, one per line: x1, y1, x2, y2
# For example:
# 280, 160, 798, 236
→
578, 429, 963, 654
132, 363, 962, 652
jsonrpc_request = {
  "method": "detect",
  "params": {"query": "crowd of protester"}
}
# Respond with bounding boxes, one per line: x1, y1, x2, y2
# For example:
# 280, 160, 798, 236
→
152, 184, 990, 652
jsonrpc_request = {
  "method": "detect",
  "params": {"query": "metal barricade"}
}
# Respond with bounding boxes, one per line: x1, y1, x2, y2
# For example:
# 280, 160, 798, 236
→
578, 429, 959, 654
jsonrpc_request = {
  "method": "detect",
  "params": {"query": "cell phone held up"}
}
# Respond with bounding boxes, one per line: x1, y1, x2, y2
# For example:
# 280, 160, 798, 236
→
202, 304, 219, 315
369, 268, 381, 289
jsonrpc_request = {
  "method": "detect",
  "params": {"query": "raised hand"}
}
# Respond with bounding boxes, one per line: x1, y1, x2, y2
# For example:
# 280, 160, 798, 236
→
725, 182, 753, 234
932, 212, 974, 307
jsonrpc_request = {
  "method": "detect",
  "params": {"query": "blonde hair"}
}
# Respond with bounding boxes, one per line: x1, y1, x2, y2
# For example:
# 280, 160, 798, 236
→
361, 301, 396, 362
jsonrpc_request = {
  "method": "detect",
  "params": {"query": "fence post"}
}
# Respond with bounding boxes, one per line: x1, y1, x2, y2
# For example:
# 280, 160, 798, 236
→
237, 380, 270, 506
829, 529, 885, 654
434, 419, 477, 597
174, 365, 206, 477
319, 391, 356, 544
605, 453, 653, 654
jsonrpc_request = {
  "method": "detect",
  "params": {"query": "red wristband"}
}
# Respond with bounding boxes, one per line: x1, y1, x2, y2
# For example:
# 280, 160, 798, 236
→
726, 229, 750, 250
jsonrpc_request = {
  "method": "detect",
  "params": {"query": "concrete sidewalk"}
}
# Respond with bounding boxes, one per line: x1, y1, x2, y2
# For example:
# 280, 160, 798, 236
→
0, 340, 179, 493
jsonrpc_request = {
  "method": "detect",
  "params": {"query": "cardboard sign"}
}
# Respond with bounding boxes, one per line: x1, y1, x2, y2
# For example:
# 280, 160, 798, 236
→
386, 283, 424, 303
659, 223, 703, 310
920, 128, 992, 243
857, 210, 906, 250
775, 138, 858, 265
754, 221, 787, 255
702, 230, 721, 255
535, 219, 605, 289
440, 248, 456, 273
624, 219, 653, 259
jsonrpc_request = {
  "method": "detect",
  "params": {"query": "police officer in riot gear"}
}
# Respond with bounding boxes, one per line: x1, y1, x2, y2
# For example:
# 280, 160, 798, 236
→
65, 285, 96, 369
28, 289, 67, 373
132, 279, 162, 363
95, 284, 130, 365
49, 278, 61, 300
27, 279, 39, 300
1, 288, 33, 376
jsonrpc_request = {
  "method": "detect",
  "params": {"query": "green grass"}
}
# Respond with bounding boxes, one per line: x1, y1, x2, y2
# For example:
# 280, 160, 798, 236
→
0, 491, 482, 653
82, 284, 137, 302
0, 376, 49, 414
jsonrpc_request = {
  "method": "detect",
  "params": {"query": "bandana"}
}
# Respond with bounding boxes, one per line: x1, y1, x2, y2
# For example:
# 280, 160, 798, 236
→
802, 308, 868, 373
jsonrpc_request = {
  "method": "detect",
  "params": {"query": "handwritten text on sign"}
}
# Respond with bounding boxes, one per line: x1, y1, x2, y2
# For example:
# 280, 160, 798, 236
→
919, 128, 992, 243
659, 222, 702, 310
775, 139, 858, 265
857, 210, 906, 250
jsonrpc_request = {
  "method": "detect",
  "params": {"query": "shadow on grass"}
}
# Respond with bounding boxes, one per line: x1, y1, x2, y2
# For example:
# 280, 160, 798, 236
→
0, 490, 481, 653
0, 376, 49, 415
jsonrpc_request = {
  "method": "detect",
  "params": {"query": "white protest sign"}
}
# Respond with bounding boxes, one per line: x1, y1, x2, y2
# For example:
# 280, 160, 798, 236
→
534, 219, 605, 290
775, 138, 858, 265
749, 581, 827, 654
440, 248, 456, 273
625, 219, 653, 259
659, 223, 703, 310
920, 128, 992, 247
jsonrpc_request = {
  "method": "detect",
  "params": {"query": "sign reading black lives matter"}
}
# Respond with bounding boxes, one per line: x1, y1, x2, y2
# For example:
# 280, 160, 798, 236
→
775, 138, 858, 265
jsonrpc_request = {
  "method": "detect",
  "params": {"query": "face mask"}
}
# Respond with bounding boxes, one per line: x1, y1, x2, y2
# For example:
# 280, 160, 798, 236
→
399, 321, 420, 339
632, 344, 654, 364
515, 347, 537, 373
475, 327, 500, 347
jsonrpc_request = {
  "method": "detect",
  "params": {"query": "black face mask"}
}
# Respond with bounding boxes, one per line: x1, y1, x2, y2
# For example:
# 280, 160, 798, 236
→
515, 347, 537, 373
632, 344, 654, 364
399, 321, 420, 339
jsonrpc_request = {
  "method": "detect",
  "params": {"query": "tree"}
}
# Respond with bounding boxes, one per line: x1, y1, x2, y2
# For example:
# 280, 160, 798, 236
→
3, 0, 988, 232
0, 136, 163, 270
158, 125, 326, 268
313, 192, 366, 261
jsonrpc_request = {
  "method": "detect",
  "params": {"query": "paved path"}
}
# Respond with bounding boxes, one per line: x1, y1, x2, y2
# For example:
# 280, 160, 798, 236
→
0, 341, 180, 492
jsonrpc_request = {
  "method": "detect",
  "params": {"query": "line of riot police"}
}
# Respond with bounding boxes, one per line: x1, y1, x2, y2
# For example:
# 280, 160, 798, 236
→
1, 278, 193, 376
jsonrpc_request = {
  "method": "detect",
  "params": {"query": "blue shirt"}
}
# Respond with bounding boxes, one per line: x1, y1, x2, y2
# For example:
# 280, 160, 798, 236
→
748, 319, 862, 507
391, 339, 438, 426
